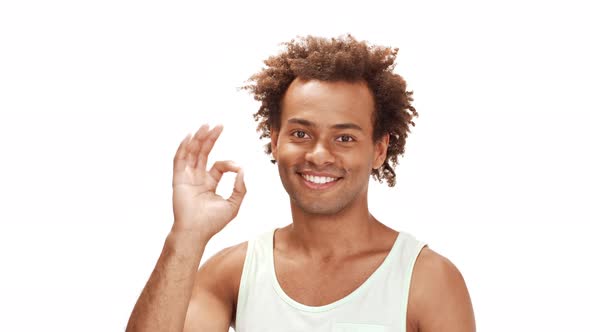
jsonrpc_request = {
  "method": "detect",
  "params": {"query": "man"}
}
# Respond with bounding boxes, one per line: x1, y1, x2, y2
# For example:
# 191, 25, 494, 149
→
127, 35, 475, 332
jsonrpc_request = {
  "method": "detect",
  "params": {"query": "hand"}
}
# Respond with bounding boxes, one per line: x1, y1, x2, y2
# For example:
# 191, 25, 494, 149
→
171, 124, 246, 241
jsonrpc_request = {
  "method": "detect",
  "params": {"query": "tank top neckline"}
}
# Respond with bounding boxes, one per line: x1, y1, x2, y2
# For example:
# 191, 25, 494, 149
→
268, 228, 406, 313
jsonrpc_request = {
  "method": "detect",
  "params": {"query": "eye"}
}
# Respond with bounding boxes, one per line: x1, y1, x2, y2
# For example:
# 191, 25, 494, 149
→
336, 135, 355, 143
292, 130, 310, 139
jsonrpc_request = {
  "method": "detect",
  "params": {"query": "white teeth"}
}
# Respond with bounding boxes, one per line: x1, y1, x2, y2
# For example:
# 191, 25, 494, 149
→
302, 174, 337, 184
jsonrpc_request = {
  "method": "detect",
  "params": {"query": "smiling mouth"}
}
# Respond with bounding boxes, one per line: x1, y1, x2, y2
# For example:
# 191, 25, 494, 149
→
297, 173, 342, 189
300, 174, 339, 184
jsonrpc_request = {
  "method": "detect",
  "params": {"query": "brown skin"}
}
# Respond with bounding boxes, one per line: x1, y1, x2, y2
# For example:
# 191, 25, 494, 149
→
127, 79, 475, 331
244, 34, 418, 187
268, 78, 390, 263
272, 78, 474, 329
126, 124, 247, 331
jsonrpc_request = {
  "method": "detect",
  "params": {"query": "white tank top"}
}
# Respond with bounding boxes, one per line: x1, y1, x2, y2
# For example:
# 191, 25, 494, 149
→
235, 229, 427, 332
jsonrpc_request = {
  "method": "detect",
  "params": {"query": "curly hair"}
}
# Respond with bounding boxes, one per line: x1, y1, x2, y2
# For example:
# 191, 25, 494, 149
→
242, 35, 417, 187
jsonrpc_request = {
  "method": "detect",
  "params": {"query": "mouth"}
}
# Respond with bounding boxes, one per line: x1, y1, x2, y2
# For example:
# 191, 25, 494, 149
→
297, 173, 342, 190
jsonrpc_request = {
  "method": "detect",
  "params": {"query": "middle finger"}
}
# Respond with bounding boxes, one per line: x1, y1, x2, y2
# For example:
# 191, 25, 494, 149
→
187, 124, 210, 167
197, 125, 223, 171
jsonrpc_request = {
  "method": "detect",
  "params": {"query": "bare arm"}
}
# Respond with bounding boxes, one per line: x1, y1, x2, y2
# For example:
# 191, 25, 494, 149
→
183, 242, 247, 332
127, 230, 207, 331
407, 248, 476, 332
126, 125, 247, 332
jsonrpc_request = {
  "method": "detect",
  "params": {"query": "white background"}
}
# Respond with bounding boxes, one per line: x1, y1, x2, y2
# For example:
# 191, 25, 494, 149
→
1, 0, 588, 331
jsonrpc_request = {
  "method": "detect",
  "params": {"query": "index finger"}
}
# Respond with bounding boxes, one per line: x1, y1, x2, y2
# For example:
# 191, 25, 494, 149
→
208, 160, 241, 184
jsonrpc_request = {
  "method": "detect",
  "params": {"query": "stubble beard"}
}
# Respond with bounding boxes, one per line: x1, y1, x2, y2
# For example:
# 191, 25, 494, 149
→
278, 166, 365, 216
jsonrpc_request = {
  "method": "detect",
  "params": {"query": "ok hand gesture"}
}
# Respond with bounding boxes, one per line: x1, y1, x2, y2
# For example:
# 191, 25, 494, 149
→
171, 125, 246, 242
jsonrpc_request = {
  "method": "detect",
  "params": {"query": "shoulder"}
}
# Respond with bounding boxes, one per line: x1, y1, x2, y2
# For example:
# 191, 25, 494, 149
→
195, 241, 249, 303
200, 241, 249, 272
406, 247, 476, 332
184, 241, 249, 331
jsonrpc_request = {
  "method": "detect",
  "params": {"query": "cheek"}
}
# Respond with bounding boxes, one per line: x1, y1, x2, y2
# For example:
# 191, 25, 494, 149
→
276, 143, 306, 162
340, 148, 373, 165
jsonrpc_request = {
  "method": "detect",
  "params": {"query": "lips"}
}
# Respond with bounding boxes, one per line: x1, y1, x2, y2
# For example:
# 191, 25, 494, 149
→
297, 172, 342, 190
300, 174, 338, 184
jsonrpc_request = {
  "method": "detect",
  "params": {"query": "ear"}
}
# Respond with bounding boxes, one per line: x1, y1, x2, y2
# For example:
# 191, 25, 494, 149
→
270, 128, 278, 161
372, 134, 390, 169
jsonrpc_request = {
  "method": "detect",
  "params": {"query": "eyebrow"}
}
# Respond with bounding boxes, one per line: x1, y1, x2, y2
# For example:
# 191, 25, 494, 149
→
286, 118, 364, 132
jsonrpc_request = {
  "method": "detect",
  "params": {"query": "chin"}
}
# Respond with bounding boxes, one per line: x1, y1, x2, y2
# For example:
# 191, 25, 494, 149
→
291, 196, 351, 216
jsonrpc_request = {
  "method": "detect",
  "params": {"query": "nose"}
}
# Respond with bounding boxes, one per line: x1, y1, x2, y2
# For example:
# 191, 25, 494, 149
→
305, 141, 335, 167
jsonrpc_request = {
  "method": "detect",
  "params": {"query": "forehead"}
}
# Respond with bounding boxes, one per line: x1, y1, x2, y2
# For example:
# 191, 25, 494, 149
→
280, 78, 375, 128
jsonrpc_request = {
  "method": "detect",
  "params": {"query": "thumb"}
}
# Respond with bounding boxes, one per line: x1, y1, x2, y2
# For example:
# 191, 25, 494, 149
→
227, 169, 246, 211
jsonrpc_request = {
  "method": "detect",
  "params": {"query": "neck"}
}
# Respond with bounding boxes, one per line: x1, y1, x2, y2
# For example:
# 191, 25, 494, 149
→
284, 195, 378, 260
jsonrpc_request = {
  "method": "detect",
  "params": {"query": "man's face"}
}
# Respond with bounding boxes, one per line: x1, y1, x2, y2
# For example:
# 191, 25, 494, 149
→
270, 78, 388, 215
